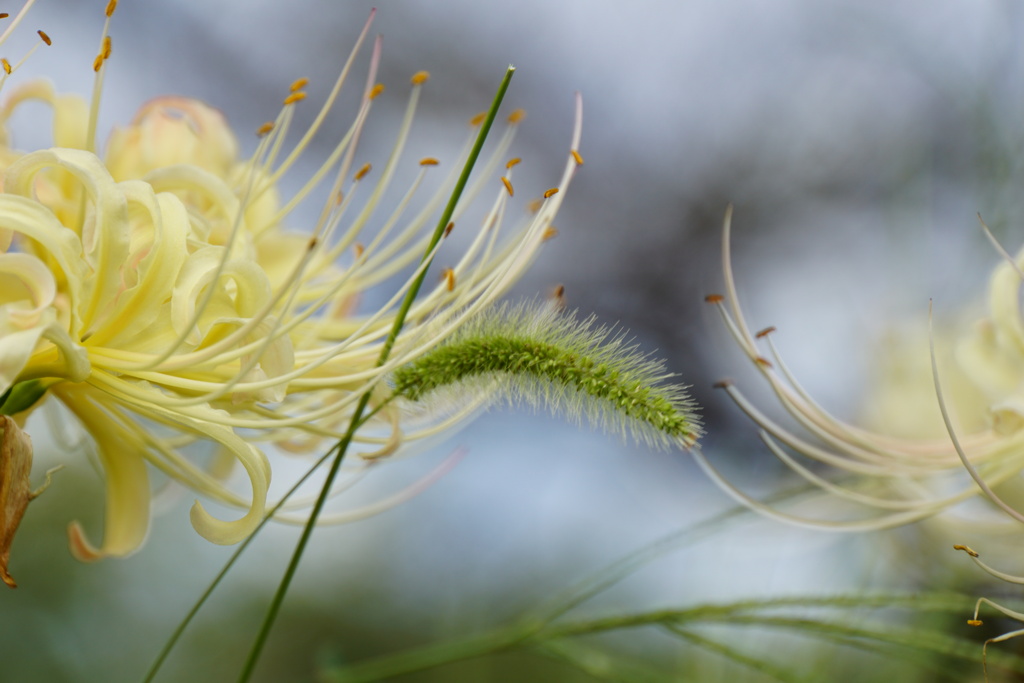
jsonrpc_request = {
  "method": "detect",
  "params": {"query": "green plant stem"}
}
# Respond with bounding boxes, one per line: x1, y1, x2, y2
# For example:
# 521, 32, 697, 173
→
235, 65, 516, 683
143, 443, 336, 683
315, 492, 807, 682
140, 406, 389, 683
320, 593, 993, 683
663, 627, 803, 683
321, 626, 532, 683
530, 482, 826, 625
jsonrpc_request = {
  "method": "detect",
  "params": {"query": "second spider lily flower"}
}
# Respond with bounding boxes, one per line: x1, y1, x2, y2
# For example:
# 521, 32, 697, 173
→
697, 207, 1024, 531
0, 4, 583, 581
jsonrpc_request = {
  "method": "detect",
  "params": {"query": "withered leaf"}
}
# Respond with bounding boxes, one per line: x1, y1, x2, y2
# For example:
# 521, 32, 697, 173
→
0, 415, 36, 588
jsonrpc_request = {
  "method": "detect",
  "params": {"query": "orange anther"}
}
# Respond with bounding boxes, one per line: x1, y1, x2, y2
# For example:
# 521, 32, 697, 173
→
92, 54, 104, 72
542, 226, 558, 241
0, 14, 9, 19
967, 620, 983, 626
543, 188, 559, 199
419, 157, 440, 166
354, 163, 372, 181
507, 108, 526, 124
501, 177, 514, 197
37, 30, 51, 46
105, 0, 118, 17
289, 77, 309, 92
505, 157, 521, 169
410, 70, 430, 85
256, 121, 274, 137
552, 284, 565, 299
712, 380, 734, 389
283, 91, 307, 106
1, 59, 10, 75
704, 294, 724, 303
102, 35, 112, 59
571, 149, 583, 165
754, 357, 773, 369
953, 544, 979, 557
755, 326, 776, 339
527, 199, 543, 214
369, 83, 385, 100
441, 268, 455, 292
444, 222, 455, 237
354, 243, 365, 259
469, 112, 486, 126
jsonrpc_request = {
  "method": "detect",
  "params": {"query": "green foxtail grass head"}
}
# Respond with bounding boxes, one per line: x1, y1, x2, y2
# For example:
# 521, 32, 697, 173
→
392, 300, 701, 449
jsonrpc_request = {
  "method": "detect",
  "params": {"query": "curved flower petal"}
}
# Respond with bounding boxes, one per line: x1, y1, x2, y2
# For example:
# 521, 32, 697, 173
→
144, 164, 246, 246
5, 148, 130, 334
987, 255, 1024, 356
0, 79, 89, 151
170, 245, 273, 346
84, 180, 189, 347
60, 388, 151, 562
176, 409, 270, 545
0, 318, 88, 394
0, 193, 87, 336
0, 252, 56, 329
106, 96, 239, 181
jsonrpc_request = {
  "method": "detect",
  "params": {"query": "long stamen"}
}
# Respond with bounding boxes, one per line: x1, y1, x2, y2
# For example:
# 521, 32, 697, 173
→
264, 10, 376, 185
688, 444, 938, 531
350, 120, 514, 290
929, 300, 1024, 524
314, 71, 430, 268
701, 206, 1024, 528
0, 27, 50, 91
0, 0, 39, 50
85, 0, 117, 153
380, 101, 582, 368
107, 39, 383, 376
86, 233, 453, 411
270, 448, 464, 525
955, 546, 1024, 585
978, 213, 1024, 280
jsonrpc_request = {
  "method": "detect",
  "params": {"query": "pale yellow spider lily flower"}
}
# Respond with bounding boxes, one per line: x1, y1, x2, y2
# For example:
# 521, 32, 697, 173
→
698, 207, 1024, 531
0, 5, 582, 573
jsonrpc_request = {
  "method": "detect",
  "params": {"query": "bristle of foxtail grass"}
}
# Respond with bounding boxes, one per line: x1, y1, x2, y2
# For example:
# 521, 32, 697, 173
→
393, 301, 701, 448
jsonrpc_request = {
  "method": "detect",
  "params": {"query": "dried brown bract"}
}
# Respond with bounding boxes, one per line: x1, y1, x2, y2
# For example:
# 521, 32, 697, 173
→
0, 415, 35, 588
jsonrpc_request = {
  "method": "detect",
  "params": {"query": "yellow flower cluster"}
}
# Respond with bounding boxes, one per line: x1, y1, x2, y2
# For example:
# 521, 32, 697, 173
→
0, 3, 582, 581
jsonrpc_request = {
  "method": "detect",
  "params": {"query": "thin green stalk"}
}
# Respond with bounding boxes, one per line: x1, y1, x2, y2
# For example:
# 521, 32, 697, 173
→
536, 594, 977, 639
235, 65, 516, 683
530, 482, 825, 625
662, 626, 804, 683
140, 407, 388, 683
142, 441, 334, 683
319, 592, 986, 682
532, 640, 675, 683
320, 626, 531, 683
677, 614, 1023, 675
319, 504, 771, 681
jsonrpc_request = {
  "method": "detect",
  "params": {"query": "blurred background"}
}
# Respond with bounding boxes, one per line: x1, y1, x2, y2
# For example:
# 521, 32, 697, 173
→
4, 0, 1024, 680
